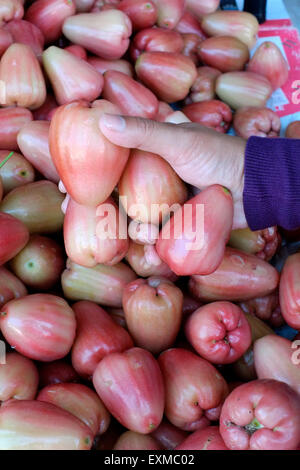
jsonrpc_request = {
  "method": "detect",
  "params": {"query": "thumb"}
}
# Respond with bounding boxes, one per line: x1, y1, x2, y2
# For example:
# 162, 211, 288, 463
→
99, 113, 200, 168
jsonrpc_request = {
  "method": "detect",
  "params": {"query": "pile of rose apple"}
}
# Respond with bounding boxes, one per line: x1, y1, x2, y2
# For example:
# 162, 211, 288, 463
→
0, 0, 299, 451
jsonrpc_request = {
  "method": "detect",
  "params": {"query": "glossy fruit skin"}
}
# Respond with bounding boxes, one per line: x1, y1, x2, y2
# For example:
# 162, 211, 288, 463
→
38, 360, 80, 388
0, 294, 76, 362
126, 242, 177, 280
233, 107, 281, 139
198, 36, 249, 72
88, 56, 133, 76
0, 352, 39, 402
239, 291, 283, 328
37, 382, 110, 436
156, 186, 233, 276
219, 379, 300, 450
158, 348, 228, 431
286, 121, 300, 139
186, 0, 220, 18
43, 46, 103, 105
93, 347, 165, 434
201, 10, 259, 49
0, 150, 35, 194
175, 10, 207, 38
62, 259, 137, 307
123, 276, 183, 354
3, 19, 44, 59
181, 33, 201, 64
0, 400, 93, 450
33, 94, 58, 121
10, 235, 65, 290
0, 212, 29, 265
64, 196, 128, 267
74, 0, 94, 12
0, 180, 64, 234
0, 0, 24, 26
232, 312, 274, 382
131, 27, 184, 61
62, 10, 132, 59
17, 120, 59, 183
216, 71, 272, 110
0, 107, 32, 150
64, 44, 87, 60
119, 149, 187, 225
279, 253, 300, 329
185, 302, 251, 364
228, 226, 281, 260
25, 0, 76, 43
118, 0, 157, 30
0, 28, 12, 57
71, 300, 133, 379
151, 420, 188, 450
0, 266, 27, 308
49, 100, 129, 207
102, 70, 158, 118
189, 247, 279, 302
187, 66, 221, 103
248, 41, 288, 90
254, 335, 300, 396
176, 426, 228, 450
0, 43, 46, 110
152, 0, 185, 30
135, 51, 197, 102
183, 100, 232, 133
114, 431, 162, 450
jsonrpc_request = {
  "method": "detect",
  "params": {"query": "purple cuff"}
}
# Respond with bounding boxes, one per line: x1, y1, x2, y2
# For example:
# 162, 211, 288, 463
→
243, 136, 300, 230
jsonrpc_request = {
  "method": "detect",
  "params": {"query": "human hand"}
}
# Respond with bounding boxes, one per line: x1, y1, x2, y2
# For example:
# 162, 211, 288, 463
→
99, 114, 247, 229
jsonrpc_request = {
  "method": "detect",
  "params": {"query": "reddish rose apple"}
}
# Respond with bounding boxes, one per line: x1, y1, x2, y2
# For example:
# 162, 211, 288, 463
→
119, 148, 187, 224
180, 33, 201, 64
233, 107, 281, 139
0, 180, 64, 234
152, 0, 184, 29
25, 0, 76, 43
62, 259, 137, 307
220, 380, 300, 450
186, 66, 221, 103
0, 107, 32, 151
0, 150, 34, 194
0, 400, 93, 450
183, 100, 232, 132
186, 0, 220, 18
126, 242, 177, 280
114, 431, 162, 450
0, 294, 76, 362
135, 51, 197, 102
216, 71, 272, 110
74, 0, 94, 12
198, 36, 249, 72
0, 0, 23, 26
0, 43, 46, 109
239, 291, 283, 328
102, 70, 158, 118
38, 360, 80, 388
71, 300, 133, 378
0, 352, 39, 402
185, 301, 251, 364
10, 235, 65, 290
248, 42, 288, 90
118, 0, 157, 30
62, 10, 132, 59
201, 10, 259, 48
0, 212, 29, 265
0, 267, 27, 308
0, 28, 12, 57
279, 253, 300, 329
49, 100, 129, 207
93, 347, 165, 433
151, 420, 188, 450
156, 186, 233, 276
189, 247, 279, 302
64, 196, 128, 267
176, 426, 228, 450
228, 226, 281, 260
32, 94, 58, 121
158, 348, 228, 431
3, 19, 44, 59
123, 276, 183, 354
64, 44, 87, 60
37, 382, 110, 436
17, 121, 59, 183
286, 121, 300, 139
43, 46, 103, 105
131, 27, 184, 61
88, 56, 133, 76
254, 335, 300, 396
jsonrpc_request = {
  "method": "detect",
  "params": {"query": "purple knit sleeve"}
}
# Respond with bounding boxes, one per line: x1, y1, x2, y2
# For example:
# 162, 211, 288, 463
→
243, 136, 300, 230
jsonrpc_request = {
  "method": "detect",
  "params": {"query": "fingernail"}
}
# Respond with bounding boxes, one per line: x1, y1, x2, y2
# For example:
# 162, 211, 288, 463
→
100, 113, 126, 132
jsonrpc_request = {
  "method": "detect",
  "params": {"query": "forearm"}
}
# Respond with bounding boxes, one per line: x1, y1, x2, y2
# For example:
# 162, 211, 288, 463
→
243, 137, 300, 230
